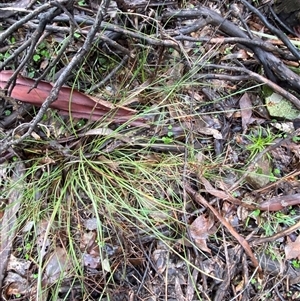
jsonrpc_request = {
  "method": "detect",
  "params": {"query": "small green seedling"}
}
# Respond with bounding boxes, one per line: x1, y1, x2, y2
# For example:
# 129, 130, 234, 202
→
292, 259, 300, 268
78, 0, 86, 6
74, 32, 81, 39
250, 278, 257, 284
245, 127, 278, 161
161, 136, 173, 144
167, 124, 174, 137
292, 136, 300, 143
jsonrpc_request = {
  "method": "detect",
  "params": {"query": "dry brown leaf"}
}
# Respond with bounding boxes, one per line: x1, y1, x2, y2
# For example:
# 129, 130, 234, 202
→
4, 254, 31, 297
239, 93, 253, 131
189, 214, 215, 253
185, 184, 261, 272
43, 247, 71, 285
4, 273, 30, 297
80, 231, 101, 268
83, 253, 101, 269
197, 127, 223, 139
35, 220, 53, 259
152, 241, 169, 274
200, 176, 232, 200
0, 70, 146, 126
285, 235, 300, 260
175, 276, 185, 301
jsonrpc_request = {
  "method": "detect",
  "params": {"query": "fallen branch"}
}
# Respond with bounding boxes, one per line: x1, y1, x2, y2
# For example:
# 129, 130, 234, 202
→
162, 7, 300, 95
199, 64, 300, 110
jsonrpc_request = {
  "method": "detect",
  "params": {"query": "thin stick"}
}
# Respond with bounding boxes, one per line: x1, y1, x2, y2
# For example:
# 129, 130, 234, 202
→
184, 183, 262, 274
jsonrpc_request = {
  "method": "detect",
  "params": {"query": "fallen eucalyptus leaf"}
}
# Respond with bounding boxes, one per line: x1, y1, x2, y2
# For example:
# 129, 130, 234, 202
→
0, 70, 147, 126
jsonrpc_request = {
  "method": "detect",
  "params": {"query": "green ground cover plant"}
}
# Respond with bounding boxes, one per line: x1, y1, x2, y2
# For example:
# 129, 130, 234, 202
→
1, 1, 300, 300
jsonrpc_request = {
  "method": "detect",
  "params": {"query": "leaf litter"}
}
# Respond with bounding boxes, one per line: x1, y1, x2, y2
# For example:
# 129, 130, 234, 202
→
1, 0, 300, 300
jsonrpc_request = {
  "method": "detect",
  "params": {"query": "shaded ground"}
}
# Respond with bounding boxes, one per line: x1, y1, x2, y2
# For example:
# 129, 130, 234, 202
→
1, 0, 300, 300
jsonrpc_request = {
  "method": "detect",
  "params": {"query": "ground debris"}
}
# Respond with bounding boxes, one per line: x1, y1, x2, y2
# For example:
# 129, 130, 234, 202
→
1, 0, 300, 299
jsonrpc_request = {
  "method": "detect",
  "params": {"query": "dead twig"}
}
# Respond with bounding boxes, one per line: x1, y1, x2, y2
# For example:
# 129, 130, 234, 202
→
162, 7, 300, 94
240, 0, 300, 59
0, 1, 69, 43
89, 55, 129, 93
184, 183, 262, 274
0, 0, 112, 156
251, 219, 300, 246
174, 36, 297, 60
200, 64, 300, 110
5, 4, 68, 91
